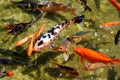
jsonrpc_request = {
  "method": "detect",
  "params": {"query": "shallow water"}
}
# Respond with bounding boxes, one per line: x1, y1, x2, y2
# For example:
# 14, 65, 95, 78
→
0, 0, 120, 80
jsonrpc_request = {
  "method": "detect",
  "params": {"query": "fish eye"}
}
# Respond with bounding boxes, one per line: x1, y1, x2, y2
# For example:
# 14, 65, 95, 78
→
59, 46, 64, 51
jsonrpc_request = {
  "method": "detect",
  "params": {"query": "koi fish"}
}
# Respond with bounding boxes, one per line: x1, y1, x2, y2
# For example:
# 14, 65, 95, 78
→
49, 58, 79, 76
114, 30, 120, 45
12, 1, 77, 15
74, 47, 120, 65
52, 31, 92, 61
99, 21, 120, 28
82, 63, 113, 71
0, 70, 14, 78
32, 15, 84, 52
76, 0, 92, 12
4, 19, 35, 34
4, 14, 40, 34
109, 0, 120, 10
15, 15, 84, 56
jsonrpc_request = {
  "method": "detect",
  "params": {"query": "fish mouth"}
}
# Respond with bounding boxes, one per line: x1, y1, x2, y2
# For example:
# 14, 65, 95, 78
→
33, 47, 40, 52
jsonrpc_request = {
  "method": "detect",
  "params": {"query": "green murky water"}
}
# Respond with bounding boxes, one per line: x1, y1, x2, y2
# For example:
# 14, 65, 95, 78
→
0, 0, 120, 80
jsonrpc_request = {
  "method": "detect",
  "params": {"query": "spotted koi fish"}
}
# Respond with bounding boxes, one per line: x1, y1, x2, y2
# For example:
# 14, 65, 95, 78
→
0, 70, 14, 78
74, 47, 120, 65
15, 15, 85, 56
82, 63, 113, 71
109, 0, 120, 10
115, 30, 120, 45
34, 15, 85, 52
12, 1, 77, 15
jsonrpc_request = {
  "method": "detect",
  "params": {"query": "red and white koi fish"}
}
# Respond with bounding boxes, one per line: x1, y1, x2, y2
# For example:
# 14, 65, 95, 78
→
74, 47, 120, 65
15, 15, 85, 56
82, 63, 114, 71
99, 21, 120, 28
109, 0, 120, 10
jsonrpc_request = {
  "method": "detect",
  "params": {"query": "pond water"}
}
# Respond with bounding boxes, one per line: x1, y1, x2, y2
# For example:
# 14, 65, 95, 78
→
0, 0, 120, 80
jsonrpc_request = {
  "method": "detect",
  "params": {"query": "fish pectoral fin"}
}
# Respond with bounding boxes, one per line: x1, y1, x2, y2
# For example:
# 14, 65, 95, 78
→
80, 57, 85, 65
63, 52, 69, 61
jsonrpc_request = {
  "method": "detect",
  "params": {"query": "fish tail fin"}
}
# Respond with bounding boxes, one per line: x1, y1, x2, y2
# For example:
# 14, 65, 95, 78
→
73, 15, 85, 23
85, 6, 92, 12
111, 59, 120, 65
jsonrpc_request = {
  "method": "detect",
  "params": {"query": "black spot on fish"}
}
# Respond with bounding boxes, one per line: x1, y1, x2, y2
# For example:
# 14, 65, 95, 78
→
55, 25, 60, 29
42, 35, 46, 38
67, 21, 70, 25
65, 21, 69, 24
38, 40, 43, 46
47, 34, 51, 38
48, 28, 55, 35
61, 23, 64, 26
50, 39, 52, 41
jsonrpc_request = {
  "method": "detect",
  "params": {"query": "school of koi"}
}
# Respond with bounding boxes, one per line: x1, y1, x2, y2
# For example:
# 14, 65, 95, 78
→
1, 0, 120, 79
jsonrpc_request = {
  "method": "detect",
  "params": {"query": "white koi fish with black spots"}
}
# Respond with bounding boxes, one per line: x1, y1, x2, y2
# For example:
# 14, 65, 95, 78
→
33, 15, 85, 52
15, 15, 85, 56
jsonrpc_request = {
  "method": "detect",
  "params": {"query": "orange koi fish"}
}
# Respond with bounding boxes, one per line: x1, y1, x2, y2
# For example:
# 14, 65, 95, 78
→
82, 63, 113, 71
74, 47, 120, 65
109, 0, 120, 10
0, 70, 14, 78
99, 21, 120, 28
